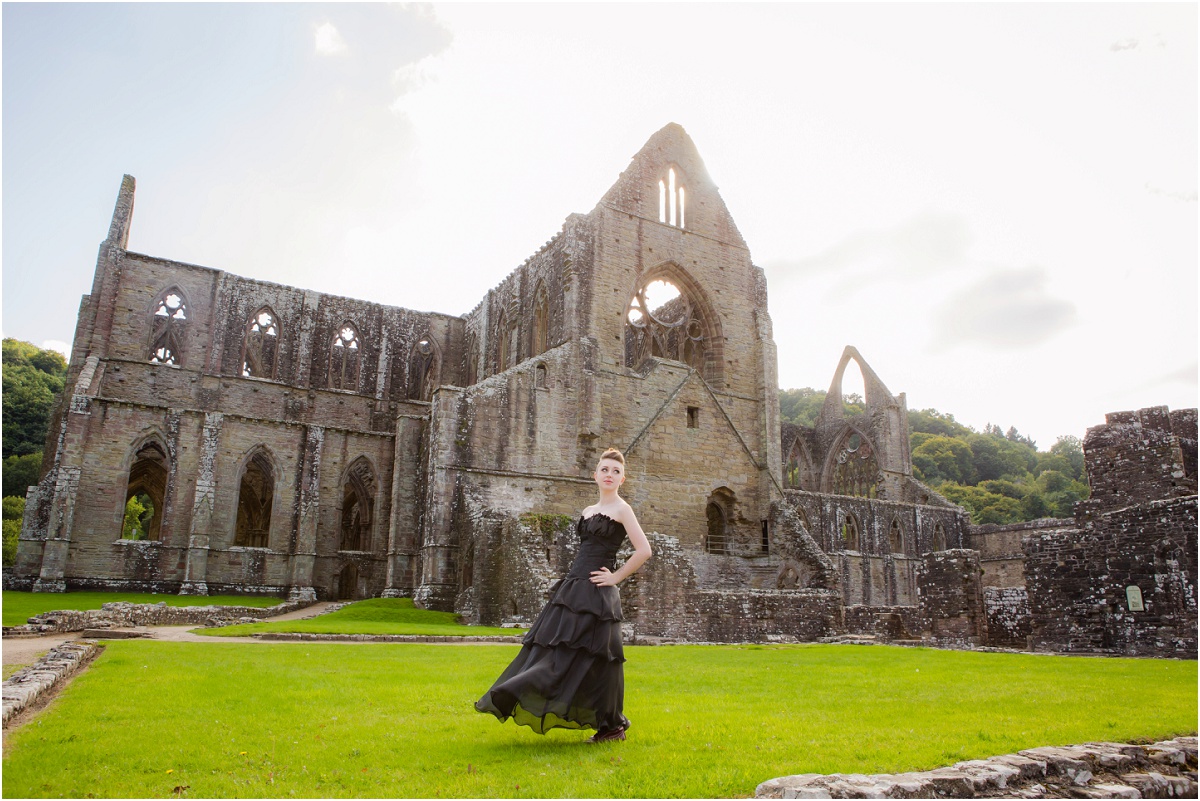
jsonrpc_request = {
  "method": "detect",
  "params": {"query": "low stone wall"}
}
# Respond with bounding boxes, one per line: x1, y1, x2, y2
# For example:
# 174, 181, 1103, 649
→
3, 641, 103, 726
756, 736, 1197, 799
842, 604, 922, 640
5, 599, 308, 635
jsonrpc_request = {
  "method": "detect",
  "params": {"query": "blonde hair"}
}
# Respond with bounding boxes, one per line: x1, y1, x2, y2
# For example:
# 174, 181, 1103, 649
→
599, 447, 625, 465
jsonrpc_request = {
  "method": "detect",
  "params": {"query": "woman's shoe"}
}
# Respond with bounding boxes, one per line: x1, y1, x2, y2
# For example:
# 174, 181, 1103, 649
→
587, 726, 627, 743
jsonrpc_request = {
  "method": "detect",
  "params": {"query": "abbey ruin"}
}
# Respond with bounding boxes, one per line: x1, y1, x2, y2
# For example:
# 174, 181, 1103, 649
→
13, 125, 1197, 657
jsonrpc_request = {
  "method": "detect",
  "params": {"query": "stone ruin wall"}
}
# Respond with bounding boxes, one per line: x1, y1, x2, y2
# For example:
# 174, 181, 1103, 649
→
967, 405, 1198, 658
17, 212, 463, 600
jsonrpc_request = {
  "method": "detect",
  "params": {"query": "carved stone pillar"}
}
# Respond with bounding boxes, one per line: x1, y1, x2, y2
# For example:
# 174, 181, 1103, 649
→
180, 412, 223, 595
288, 425, 324, 602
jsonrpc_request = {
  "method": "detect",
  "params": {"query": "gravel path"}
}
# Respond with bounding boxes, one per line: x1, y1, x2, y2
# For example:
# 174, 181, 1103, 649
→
2, 601, 342, 665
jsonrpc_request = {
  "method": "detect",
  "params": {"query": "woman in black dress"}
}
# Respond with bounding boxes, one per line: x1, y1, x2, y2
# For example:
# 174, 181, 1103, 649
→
475, 448, 652, 742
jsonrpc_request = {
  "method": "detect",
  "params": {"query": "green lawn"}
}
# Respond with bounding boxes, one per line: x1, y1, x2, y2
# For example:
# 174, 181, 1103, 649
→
2, 591, 284, 627
198, 598, 524, 638
3, 642, 1195, 798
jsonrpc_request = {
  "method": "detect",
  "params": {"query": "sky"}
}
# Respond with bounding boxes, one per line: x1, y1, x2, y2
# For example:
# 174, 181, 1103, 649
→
3, 2, 1196, 450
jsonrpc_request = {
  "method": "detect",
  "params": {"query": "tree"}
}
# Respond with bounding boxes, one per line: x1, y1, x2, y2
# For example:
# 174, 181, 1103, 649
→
779, 388, 864, 427
121, 494, 155, 540
912, 436, 978, 485
2, 338, 68, 458
910, 408, 974, 439
2, 495, 24, 567
3, 452, 42, 498
1049, 435, 1086, 482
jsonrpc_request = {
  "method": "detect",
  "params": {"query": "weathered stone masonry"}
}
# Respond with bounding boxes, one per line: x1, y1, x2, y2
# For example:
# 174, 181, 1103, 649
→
15, 126, 1196, 654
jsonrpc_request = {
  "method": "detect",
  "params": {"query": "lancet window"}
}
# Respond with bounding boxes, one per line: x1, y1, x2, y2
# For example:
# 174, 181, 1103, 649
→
123, 440, 169, 541
242, 307, 279, 379
149, 288, 188, 366
889, 518, 904, 554
658, 167, 686, 228
329, 323, 361, 391
234, 451, 274, 548
340, 458, 376, 552
532, 282, 549, 356
407, 336, 440, 401
841, 512, 861, 551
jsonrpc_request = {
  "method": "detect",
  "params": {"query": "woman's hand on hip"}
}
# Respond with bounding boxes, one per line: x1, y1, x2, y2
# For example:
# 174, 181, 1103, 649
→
589, 567, 618, 587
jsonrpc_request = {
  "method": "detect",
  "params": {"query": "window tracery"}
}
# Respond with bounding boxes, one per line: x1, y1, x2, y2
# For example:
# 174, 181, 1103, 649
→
831, 431, 880, 498
624, 276, 707, 374
242, 307, 279, 379
328, 323, 361, 391
149, 289, 188, 366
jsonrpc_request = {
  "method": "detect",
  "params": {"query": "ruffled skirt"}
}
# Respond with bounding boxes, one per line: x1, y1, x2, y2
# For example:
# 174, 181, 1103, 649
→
475, 576, 628, 734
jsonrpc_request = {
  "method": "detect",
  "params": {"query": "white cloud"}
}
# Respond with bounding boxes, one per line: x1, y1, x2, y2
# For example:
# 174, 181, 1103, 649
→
930, 267, 1077, 351
314, 22, 347, 56
41, 339, 71, 358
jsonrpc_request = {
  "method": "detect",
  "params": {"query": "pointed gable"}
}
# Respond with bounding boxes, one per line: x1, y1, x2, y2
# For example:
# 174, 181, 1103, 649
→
598, 123, 748, 250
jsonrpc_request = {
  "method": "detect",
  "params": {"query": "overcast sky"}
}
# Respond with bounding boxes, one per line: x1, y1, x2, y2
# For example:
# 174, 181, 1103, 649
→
3, 2, 1195, 449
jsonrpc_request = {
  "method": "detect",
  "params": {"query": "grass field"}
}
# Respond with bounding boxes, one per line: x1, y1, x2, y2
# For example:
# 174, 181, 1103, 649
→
2, 641, 1194, 798
2, 591, 285, 628
198, 598, 523, 638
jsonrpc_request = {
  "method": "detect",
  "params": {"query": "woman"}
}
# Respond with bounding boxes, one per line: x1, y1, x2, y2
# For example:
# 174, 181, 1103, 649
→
475, 448, 652, 742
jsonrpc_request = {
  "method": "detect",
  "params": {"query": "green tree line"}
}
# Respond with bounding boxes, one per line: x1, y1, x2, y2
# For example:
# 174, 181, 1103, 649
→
2, 338, 68, 564
780, 388, 1089, 525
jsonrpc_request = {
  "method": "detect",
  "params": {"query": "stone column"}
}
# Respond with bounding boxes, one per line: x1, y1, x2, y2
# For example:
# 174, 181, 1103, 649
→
382, 414, 426, 597
179, 412, 223, 595
414, 387, 462, 611
287, 424, 324, 602
33, 467, 82, 593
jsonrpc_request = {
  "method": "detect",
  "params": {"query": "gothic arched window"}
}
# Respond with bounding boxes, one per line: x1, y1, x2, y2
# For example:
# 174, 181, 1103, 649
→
933, 521, 947, 551
496, 312, 510, 373
329, 323, 361, 391
831, 431, 880, 498
532, 282, 549, 356
123, 440, 169, 541
841, 512, 860, 551
625, 275, 712, 377
889, 518, 904, 554
407, 336, 440, 401
242, 307, 279, 379
149, 288, 188, 366
340, 458, 376, 551
234, 451, 274, 548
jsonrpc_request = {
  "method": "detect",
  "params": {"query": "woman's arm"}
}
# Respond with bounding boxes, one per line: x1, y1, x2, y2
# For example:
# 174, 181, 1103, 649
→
589, 504, 652, 587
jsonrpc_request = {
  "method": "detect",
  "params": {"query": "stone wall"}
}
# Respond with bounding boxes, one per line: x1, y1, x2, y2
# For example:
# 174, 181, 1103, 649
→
917, 549, 987, 647
1025, 496, 1196, 657
983, 586, 1030, 648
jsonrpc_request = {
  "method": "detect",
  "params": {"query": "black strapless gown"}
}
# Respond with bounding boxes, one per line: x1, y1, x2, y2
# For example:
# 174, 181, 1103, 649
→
475, 512, 630, 735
